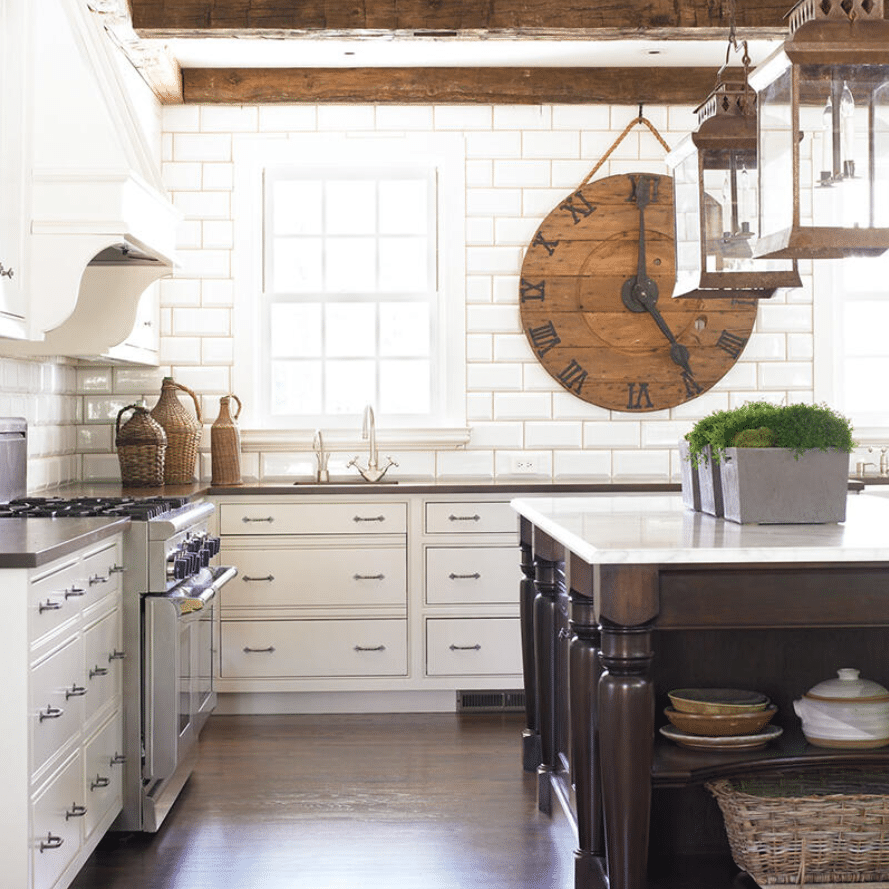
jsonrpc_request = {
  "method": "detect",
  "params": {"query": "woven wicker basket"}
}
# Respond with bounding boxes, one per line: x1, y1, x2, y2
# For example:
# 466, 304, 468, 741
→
707, 771, 889, 886
116, 405, 167, 487
150, 377, 202, 485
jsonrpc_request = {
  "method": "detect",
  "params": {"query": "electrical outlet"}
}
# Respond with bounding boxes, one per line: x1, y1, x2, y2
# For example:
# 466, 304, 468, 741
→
511, 456, 540, 474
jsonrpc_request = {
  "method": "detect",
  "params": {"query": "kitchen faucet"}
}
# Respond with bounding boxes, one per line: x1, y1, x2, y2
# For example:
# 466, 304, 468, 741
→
347, 405, 397, 483
313, 429, 330, 482
869, 446, 889, 476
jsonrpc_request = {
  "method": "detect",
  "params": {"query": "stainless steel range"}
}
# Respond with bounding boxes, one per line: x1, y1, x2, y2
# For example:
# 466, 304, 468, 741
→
1, 495, 236, 832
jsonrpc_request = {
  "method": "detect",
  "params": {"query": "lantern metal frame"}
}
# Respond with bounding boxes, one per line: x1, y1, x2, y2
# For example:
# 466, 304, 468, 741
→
749, 0, 889, 259
666, 55, 802, 299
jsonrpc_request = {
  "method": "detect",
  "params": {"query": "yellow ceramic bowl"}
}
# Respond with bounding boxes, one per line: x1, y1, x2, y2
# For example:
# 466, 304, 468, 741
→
664, 704, 777, 737
668, 688, 770, 715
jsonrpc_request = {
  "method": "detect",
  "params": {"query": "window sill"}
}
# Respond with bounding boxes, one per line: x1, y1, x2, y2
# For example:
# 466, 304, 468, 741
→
240, 426, 471, 453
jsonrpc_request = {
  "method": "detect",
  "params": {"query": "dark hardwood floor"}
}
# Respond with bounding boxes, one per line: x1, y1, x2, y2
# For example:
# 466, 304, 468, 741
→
70, 712, 575, 889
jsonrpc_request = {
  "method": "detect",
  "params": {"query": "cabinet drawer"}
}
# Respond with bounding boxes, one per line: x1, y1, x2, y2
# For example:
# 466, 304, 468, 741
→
426, 618, 522, 676
425, 501, 516, 534
83, 608, 122, 728
32, 752, 83, 889
83, 712, 123, 842
221, 619, 407, 678
31, 636, 85, 777
221, 502, 407, 535
425, 546, 520, 605
79, 539, 123, 611
29, 557, 81, 646
222, 545, 406, 610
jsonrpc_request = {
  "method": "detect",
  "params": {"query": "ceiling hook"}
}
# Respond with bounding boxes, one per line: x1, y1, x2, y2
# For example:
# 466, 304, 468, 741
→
638, 103, 644, 121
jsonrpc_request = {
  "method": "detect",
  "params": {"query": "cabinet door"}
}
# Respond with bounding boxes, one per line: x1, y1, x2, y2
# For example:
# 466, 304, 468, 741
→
426, 618, 522, 676
83, 607, 122, 729
220, 501, 407, 535
425, 501, 516, 534
31, 753, 83, 889
29, 557, 82, 647
82, 711, 123, 842
221, 619, 407, 678
221, 545, 407, 610
31, 636, 85, 778
425, 546, 520, 605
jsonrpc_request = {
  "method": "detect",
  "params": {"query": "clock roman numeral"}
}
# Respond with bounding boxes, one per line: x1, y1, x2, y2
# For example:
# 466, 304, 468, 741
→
681, 371, 704, 399
730, 297, 758, 308
627, 174, 660, 205
520, 278, 546, 302
717, 330, 748, 359
626, 382, 654, 410
528, 320, 561, 356
531, 231, 559, 256
559, 191, 596, 225
558, 359, 588, 394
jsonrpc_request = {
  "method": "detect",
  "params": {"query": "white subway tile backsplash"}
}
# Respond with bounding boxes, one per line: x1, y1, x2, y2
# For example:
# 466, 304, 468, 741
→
466, 217, 494, 245
554, 449, 612, 480
173, 191, 231, 220
756, 303, 813, 333
463, 130, 522, 159
584, 421, 641, 448
318, 105, 376, 131
376, 105, 434, 130
203, 163, 234, 190
466, 187, 523, 217
553, 106, 611, 130
84, 396, 136, 423
77, 424, 112, 452
162, 162, 203, 190
176, 249, 231, 279
495, 450, 552, 477
467, 362, 524, 391
492, 276, 520, 305
758, 362, 814, 390
258, 106, 317, 131
493, 392, 552, 420
466, 393, 493, 420
466, 276, 493, 304
466, 160, 493, 187
494, 106, 552, 130
160, 278, 202, 307
434, 105, 493, 130
202, 338, 235, 365
468, 421, 523, 448
493, 159, 551, 188
525, 421, 582, 449
164, 105, 201, 132
203, 220, 234, 249
522, 130, 580, 159
612, 448, 671, 480
467, 245, 524, 274
436, 448, 494, 478
172, 307, 232, 337
201, 106, 258, 132
113, 368, 164, 395
494, 217, 539, 246
467, 304, 519, 334
173, 132, 232, 162
466, 334, 493, 362
160, 337, 202, 365
202, 279, 235, 307
493, 333, 532, 363
76, 367, 112, 393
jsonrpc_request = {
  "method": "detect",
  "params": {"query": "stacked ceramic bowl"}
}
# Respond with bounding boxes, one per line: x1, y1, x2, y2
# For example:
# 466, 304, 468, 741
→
660, 688, 782, 750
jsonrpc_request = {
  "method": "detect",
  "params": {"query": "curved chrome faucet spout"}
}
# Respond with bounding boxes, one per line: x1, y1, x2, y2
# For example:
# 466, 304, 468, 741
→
347, 404, 398, 482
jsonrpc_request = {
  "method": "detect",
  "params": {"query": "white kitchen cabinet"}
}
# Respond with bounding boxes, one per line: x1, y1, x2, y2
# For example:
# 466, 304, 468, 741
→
212, 491, 523, 709
2, 530, 125, 889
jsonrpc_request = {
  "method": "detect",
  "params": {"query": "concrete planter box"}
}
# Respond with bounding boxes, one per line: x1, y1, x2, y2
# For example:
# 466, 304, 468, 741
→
678, 439, 700, 511
697, 446, 724, 517
719, 447, 849, 524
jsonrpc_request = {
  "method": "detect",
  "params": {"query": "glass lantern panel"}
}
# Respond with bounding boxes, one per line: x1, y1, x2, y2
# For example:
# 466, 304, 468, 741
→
758, 64, 794, 243
702, 148, 757, 273
804, 65, 879, 231
875, 82, 889, 228
670, 146, 703, 296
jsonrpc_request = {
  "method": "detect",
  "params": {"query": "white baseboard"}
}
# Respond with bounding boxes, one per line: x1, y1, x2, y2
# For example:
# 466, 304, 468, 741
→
213, 689, 459, 715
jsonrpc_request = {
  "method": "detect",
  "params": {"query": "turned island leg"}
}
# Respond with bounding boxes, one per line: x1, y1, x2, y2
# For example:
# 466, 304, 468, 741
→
519, 517, 541, 772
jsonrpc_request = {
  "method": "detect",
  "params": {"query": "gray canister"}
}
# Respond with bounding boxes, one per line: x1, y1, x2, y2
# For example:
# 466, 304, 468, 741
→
0, 418, 26, 503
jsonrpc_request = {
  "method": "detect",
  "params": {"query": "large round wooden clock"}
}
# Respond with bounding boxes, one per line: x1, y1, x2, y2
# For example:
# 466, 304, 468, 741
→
519, 173, 758, 412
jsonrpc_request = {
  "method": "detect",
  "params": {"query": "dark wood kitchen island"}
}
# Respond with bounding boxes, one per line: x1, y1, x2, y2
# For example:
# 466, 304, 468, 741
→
512, 493, 889, 889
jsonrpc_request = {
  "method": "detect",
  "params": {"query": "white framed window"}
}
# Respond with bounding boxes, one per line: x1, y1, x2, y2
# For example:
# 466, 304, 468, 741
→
814, 251, 889, 442
233, 133, 466, 438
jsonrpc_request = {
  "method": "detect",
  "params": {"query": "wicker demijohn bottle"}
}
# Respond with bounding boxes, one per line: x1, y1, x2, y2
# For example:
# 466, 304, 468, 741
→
149, 376, 202, 485
211, 394, 243, 486
115, 404, 167, 487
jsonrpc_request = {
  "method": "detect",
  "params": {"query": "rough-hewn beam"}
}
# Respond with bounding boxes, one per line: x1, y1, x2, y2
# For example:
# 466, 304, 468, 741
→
182, 65, 720, 104
131, 0, 791, 34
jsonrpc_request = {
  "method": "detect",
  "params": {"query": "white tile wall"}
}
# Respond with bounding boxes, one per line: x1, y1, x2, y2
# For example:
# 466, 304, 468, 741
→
68, 100, 820, 485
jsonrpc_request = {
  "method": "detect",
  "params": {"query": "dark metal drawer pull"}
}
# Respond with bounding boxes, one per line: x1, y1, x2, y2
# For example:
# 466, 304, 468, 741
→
449, 572, 481, 580
448, 514, 480, 522
0, 263, 14, 279
64, 586, 85, 599
108, 650, 126, 661
110, 564, 126, 574
39, 599, 63, 613
449, 644, 482, 651
354, 644, 386, 652
89, 665, 109, 679
40, 834, 63, 852
65, 684, 87, 699
242, 574, 274, 583
353, 573, 384, 581
110, 753, 127, 766
65, 803, 87, 820
91, 775, 110, 791
39, 706, 64, 721
353, 515, 385, 522
89, 574, 108, 586
242, 516, 274, 523
243, 646, 275, 654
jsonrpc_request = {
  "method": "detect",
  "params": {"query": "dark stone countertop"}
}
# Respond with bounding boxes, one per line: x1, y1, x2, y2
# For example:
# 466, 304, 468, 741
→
0, 516, 129, 569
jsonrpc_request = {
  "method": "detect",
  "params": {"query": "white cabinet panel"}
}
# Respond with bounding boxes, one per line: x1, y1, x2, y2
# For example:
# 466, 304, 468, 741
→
221, 501, 407, 535
221, 619, 408, 678
426, 618, 522, 677
221, 544, 407, 610
31, 753, 83, 889
83, 608, 122, 728
82, 712, 123, 843
425, 546, 520, 605
425, 501, 516, 534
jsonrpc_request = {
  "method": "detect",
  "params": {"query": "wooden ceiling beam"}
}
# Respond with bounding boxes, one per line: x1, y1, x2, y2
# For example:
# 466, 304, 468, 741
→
131, 0, 791, 34
181, 65, 721, 105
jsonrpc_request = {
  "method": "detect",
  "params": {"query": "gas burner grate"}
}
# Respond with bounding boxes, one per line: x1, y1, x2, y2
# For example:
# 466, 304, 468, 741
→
0, 496, 192, 520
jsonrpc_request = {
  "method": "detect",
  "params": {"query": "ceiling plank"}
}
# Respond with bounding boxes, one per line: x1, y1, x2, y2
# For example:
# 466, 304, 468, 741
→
131, 0, 791, 33
181, 66, 720, 105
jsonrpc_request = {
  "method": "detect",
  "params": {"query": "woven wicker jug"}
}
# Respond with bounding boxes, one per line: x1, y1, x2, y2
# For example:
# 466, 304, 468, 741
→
211, 394, 243, 486
116, 405, 167, 487
149, 377, 202, 485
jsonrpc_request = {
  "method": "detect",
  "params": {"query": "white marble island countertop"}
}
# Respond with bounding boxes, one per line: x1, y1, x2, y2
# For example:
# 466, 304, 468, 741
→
511, 492, 889, 566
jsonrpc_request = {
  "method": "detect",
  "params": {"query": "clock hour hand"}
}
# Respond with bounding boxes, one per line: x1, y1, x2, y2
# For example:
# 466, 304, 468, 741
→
620, 174, 693, 377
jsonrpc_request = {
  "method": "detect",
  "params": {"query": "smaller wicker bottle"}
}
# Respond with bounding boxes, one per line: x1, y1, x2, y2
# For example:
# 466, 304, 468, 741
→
116, 405, 167, 487
211, 394, 243, 486
150, 377, 202, 485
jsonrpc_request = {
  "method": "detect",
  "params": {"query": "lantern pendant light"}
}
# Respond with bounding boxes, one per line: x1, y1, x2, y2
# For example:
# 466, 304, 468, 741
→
748, 0, 889, 259
666, 51, 802, 299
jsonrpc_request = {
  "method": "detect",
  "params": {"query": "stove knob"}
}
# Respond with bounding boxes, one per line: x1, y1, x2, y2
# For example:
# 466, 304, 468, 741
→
173, 557, 190, 580
199, 547, 211, 567
208, 536, 221, 556
186, 538, 202, 553
188, 552, 200, 574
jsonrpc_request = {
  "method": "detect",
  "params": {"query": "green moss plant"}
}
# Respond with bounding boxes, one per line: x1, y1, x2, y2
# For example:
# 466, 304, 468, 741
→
684, 401, 855, 467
